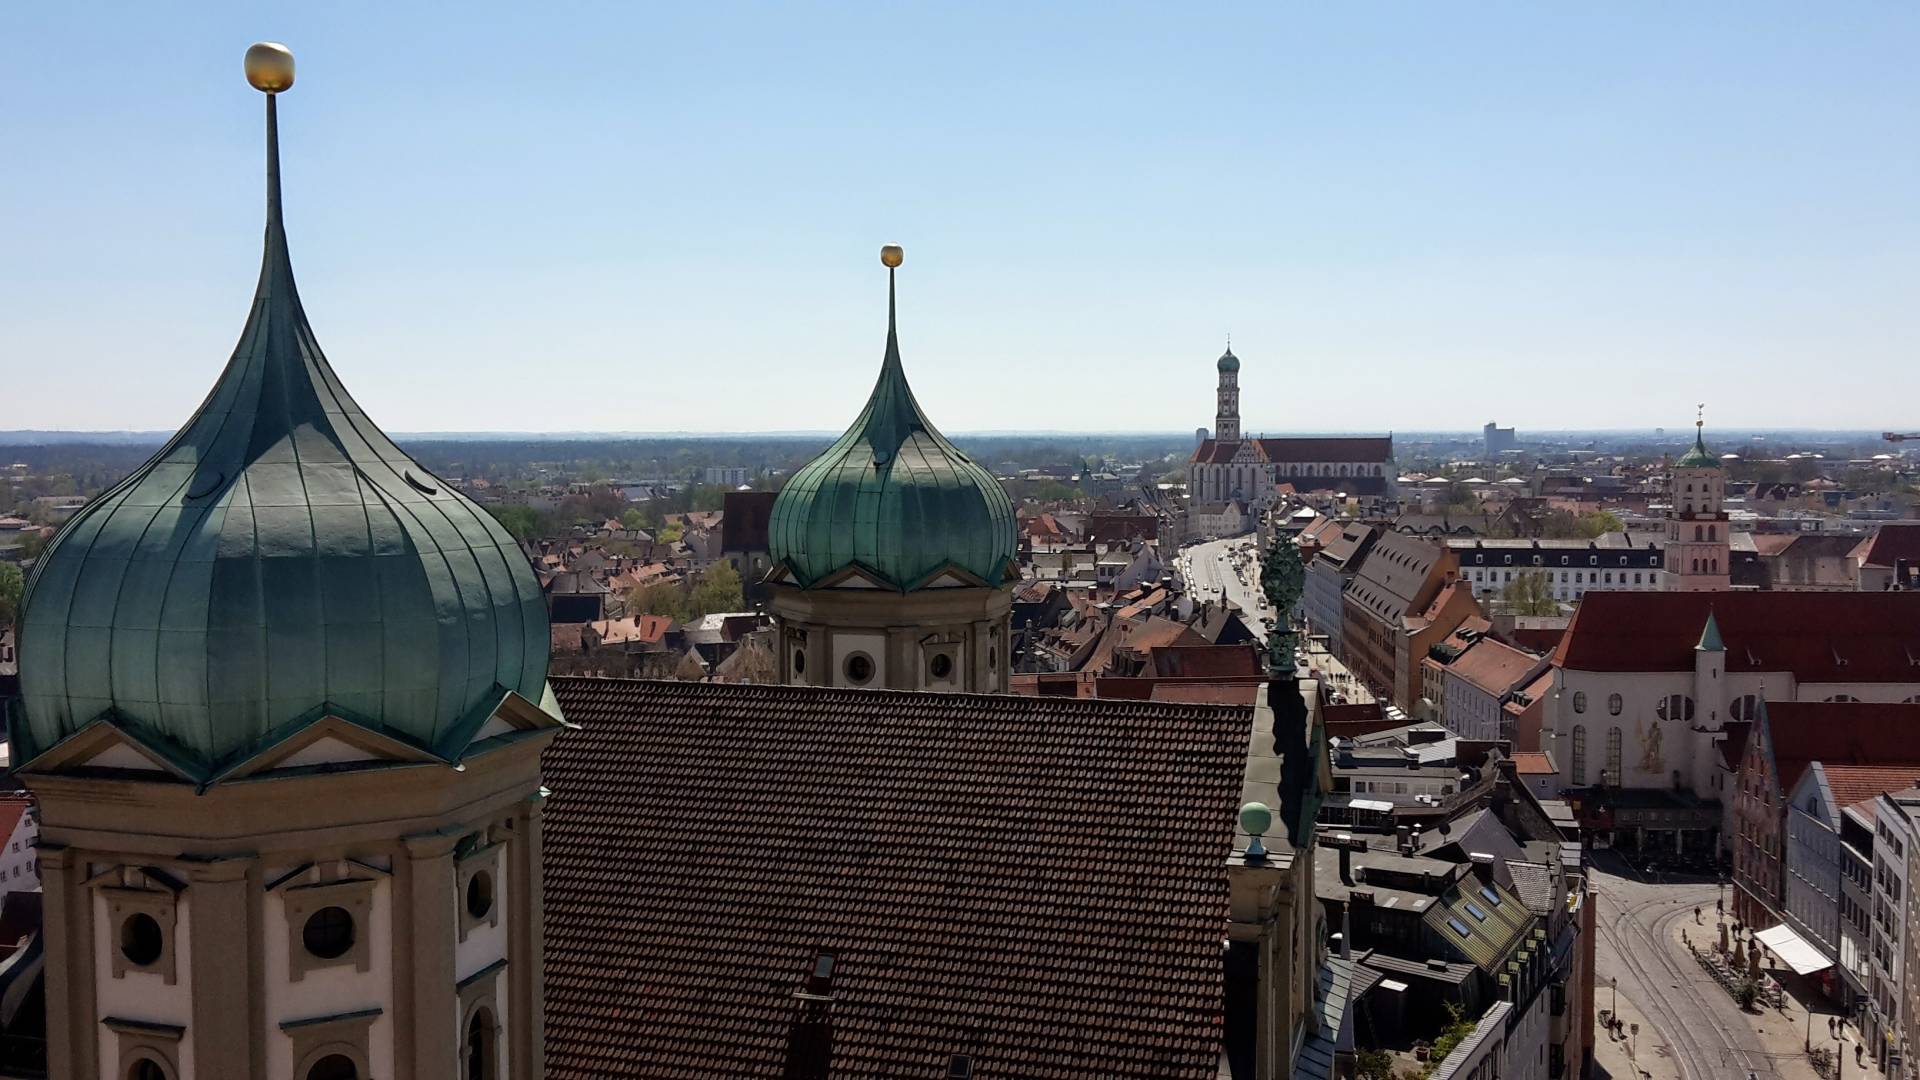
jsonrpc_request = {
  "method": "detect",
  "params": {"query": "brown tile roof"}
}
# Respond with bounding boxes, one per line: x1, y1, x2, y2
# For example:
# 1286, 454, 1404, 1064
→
542, 679, 1252, 1080
1448, 639, 1541, 697
1510, 751, 1555, 775
1765, 702, 1920, 795
1553, 592, 1920, 681
1860, 523, 1920, 570
1821, 763, 1920, 812
1148, 644, 1264, 679
1346, 531, 1447, 628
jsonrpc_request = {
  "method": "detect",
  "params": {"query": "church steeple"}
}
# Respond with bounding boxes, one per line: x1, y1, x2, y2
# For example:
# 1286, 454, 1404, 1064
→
1214, 340, 1241, 442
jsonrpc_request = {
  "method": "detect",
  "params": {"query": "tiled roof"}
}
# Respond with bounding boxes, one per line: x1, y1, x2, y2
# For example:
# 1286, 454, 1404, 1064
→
1510, 751, 1555, 775
1504, 860, 1557, 915
1553, 592, 1920, 680
1861, 523, 1920, 570
1821, 763, 1920, 812
1448, 639, 1541, 697
542, 678, 1253, 1080
1764, 702, 1920, 795
1346, 532, 1447, 627
1148, 644, 1263, 679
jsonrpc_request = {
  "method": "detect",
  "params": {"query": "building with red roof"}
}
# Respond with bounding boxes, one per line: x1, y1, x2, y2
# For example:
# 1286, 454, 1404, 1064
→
1541, 592, 1920, 858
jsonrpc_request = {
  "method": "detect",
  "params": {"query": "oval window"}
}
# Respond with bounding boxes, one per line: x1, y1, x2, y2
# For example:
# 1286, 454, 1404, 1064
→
792, 650, 806, 675
466, 870, 495, 920
302, 906, 356, 960
1608, 693, 1623, 716
1571, 691, 1587, 715
120, 913, 164, 967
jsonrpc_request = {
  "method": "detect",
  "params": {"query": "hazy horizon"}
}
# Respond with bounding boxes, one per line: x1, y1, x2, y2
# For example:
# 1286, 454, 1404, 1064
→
4, 5, 1917, 433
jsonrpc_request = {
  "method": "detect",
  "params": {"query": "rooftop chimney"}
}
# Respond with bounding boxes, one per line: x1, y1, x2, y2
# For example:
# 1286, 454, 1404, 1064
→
1469, 852, 1496, 882
1337, 834, 1355, 886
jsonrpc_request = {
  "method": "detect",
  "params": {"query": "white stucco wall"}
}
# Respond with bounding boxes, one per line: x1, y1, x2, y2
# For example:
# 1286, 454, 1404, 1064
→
262, 875, 395, 1080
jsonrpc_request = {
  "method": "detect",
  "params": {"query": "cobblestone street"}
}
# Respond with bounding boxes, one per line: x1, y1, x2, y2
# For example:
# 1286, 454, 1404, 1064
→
1590, 852, 1872, 1080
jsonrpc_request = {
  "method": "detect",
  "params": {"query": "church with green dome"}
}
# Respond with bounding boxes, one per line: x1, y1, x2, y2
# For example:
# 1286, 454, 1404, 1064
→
764, 247, 1018, 692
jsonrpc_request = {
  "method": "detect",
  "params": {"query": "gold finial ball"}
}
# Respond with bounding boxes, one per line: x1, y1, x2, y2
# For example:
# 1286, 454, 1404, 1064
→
880, 244, 904, 269
245, 42, 296, 94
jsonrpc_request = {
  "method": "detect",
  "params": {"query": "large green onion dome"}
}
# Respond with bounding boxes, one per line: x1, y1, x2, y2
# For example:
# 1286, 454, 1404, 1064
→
13, 84, 549, 778
766, 252, 1017, 591
1217, 346, 1239, 373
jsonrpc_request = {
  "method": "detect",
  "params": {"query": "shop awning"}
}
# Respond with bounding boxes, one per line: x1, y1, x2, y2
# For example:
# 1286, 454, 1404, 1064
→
1755, 923, 1834, 976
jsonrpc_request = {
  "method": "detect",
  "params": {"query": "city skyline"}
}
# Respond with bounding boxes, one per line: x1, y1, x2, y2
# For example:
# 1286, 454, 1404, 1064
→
3, 4, 1917, 434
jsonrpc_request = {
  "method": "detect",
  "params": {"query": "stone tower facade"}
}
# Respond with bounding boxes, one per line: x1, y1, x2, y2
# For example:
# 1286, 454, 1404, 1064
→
1667, 419, 1730, 592
12, 47, 559, 1080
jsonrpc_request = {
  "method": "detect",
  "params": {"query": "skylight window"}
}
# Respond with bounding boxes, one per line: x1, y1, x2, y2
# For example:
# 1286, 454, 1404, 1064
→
1479, 886, 1502, 907
1464, 902, 1488, 921
1447, 917, 1472, 938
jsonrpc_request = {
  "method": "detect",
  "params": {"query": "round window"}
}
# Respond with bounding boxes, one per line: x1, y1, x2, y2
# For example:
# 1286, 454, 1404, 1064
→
129, 1060, 168, 1080
1608, 693, 1623, 716
119, 912, 164, 967
466, 870, 495, 920
929, 653, 954, 680
793, 650, 806, 675
844, 653, 874, 685
302, 906, 356, 960
1571, 691, 1587, 715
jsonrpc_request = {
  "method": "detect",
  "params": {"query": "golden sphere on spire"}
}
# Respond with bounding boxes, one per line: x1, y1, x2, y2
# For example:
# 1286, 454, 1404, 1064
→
245, 42, 296, 93
880, 244, 904, 269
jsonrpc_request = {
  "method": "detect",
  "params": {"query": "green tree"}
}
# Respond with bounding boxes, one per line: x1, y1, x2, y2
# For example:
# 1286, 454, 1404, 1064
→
1260, 536, 1306, 670
690, 484, 728, 512
1356, 1049, 1399, 1080
625, 581, 691, 623
1423, 1002, 1476, 1077
1500, 571, 1559, 616
657, 522, 685, 544
689, 561, 744, 617
619, 508, 649, 532
0, 562, 23, 625
1576, 510, 1624, 538
488, 505, 542, 542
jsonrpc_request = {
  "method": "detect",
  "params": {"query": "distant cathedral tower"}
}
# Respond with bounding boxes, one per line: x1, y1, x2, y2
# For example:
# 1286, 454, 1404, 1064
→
763, 246, 1018, 692
1666, 408, 1730, 591
12, 46, 560, 1079
1214, 344, 1241, 442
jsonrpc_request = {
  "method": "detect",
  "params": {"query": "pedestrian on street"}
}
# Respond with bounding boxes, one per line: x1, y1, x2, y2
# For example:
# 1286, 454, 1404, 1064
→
1695, 906, 1702, 924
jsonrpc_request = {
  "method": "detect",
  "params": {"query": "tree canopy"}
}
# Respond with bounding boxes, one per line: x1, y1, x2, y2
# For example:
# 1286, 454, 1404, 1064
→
0, 562, 23, 625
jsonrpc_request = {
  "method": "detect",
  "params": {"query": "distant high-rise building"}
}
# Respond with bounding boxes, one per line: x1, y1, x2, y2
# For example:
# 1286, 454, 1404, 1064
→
1484, 421, 1517, 457
704, 465, 751, 487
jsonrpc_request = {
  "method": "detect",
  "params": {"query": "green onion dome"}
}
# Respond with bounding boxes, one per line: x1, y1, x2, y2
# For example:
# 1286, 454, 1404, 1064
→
1676, 424, 1719, 469
766, 264, 1016, 591
1217, 347, 1240, 373
13, 90, 548, 777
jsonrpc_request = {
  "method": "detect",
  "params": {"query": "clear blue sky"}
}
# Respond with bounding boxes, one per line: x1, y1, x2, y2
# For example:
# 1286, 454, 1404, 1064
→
3, 4, 1916, 435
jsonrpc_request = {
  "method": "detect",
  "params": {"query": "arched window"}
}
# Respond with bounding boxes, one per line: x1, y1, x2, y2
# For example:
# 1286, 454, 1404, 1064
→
1708, 525, 1716, 541
466, 1009, 497, 1080
307, 1056, 357, 1080
1606, 728, 1623, 784
1730, 694, 1760, 722
1826, 694, 1861, 703
1571, 726, 1587, 786
1692, 559, 1700, 573
1608, 693, 1623, 716
1694, 525, 1703, 541
129, 1061, 169, 1080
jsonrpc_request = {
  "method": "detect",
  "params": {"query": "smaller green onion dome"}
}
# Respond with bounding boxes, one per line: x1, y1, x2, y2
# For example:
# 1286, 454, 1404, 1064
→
1676, 424, 1719, 469
1217, 347, 1240, 373
767, 262, 1016, 591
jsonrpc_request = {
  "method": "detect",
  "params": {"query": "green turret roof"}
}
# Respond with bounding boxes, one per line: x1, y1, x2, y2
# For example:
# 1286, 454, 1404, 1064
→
13, 90, 549, 779
1217, 346, 1239, 373
766, 265, 1016, 591
1676, 423, 1718, 469
1696, 611, 1724, 652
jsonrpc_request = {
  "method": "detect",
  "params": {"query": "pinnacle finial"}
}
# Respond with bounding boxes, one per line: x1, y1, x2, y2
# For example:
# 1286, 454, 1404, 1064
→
1697, 403, 1706, 430
245, 42, 295, 94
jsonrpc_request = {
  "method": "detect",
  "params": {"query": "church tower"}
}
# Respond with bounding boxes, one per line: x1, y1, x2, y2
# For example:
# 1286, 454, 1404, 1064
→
763, 246, 1018, 692
1666, 409, 1730, 591
1214, 345, 1241, 442
10, 45, 562, 1080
